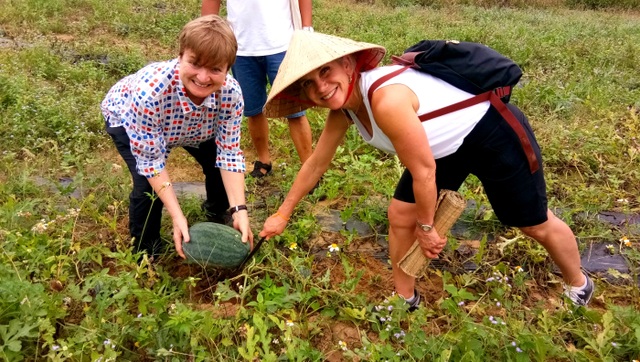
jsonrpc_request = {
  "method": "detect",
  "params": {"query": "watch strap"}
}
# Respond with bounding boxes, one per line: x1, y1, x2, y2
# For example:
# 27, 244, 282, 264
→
229, 204, 248, 215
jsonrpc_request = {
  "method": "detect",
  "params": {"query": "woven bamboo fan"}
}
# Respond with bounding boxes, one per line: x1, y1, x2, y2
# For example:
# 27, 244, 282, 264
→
398, 189, 466, 277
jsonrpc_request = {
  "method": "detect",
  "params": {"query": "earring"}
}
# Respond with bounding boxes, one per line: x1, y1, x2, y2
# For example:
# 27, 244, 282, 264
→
348, 75, 353, 84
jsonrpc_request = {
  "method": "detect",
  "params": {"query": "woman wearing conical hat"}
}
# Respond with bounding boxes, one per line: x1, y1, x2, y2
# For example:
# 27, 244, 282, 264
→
259, 31, 594, 307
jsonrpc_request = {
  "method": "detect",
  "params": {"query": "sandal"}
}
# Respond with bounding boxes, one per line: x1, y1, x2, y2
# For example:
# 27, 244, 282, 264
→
250, 160, 272, 178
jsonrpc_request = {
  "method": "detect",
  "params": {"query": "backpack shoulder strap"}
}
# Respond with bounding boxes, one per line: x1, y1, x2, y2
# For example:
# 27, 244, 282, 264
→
367, 66, 411, 103
366, 53, 421, 102
417, 89, 538, 173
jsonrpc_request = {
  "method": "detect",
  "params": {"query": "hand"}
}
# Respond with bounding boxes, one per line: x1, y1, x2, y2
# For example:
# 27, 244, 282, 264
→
259, 212, 289, 239
172, 215, 190, 259
232, 210, 254, 249
415, 226, 447, 259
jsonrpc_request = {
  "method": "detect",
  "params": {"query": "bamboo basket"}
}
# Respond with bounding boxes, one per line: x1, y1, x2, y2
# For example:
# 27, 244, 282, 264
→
398, 189, 466, 277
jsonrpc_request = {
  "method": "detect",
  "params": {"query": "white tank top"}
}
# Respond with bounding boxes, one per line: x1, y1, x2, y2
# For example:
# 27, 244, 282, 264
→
226, 0, 293, 56
347, 65, 490, 159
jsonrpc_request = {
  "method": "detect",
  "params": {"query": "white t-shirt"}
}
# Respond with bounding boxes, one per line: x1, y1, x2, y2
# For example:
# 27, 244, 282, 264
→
347, 66, 491, 159
226, 0, 294, 56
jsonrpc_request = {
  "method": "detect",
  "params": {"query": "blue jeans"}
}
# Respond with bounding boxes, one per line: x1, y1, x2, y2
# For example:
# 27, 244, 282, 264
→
107, 125, 229, 256
232, 51, 305, 118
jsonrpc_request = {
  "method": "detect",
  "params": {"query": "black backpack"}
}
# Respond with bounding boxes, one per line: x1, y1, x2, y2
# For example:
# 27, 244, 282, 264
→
367, 40, 538, 173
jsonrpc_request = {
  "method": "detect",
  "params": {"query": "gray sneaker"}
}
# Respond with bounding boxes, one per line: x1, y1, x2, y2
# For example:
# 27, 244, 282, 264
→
563, 272, 595, 306
406, 289, 422, 312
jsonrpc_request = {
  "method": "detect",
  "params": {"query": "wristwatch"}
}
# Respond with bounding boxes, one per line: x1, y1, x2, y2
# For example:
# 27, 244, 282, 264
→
228, 204, 248, 215
416, 220, 433, 232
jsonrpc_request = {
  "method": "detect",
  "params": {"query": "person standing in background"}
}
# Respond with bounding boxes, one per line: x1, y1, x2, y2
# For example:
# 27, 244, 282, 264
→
202, 0, 314, 179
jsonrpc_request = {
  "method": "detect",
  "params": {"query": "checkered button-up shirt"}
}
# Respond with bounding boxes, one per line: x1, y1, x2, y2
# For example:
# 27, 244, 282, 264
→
101, 58, 245, 178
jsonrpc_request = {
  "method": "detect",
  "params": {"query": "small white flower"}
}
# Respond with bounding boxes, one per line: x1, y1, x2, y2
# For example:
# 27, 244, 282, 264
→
606, 244, 615, 254
328, 243, 340, 252
31, 220, 49, 233
286, 319, 294, 327
338, 340, 348, 351
52, 345, 60, 351
515, 266, 524, 273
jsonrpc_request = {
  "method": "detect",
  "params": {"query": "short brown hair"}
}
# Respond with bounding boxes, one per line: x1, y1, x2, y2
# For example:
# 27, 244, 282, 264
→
178, 15, 237, 70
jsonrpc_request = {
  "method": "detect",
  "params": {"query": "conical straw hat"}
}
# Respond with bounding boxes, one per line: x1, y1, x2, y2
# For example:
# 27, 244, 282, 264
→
263, 31, 386, 118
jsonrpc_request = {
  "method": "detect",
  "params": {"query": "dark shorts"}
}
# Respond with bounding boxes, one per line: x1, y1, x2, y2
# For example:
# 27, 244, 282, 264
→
232, 52, 305, 119
393, 104, 548, 227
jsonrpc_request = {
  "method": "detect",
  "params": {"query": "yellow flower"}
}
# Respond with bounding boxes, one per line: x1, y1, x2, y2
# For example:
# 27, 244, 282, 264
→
288, 242, 298, 251
620, 236, 631, 247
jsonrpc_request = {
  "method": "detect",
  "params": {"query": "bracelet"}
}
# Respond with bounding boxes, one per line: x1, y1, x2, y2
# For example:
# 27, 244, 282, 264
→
275, 211, 290, 222
228, 205, 248, 215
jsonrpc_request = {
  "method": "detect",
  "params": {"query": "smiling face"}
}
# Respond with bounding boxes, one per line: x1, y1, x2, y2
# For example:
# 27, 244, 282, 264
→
298, 57, 355, 110
179, 48, 228, 105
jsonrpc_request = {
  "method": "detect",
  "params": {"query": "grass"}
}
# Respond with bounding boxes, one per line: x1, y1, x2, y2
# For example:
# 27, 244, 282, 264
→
1, 0, 639, 360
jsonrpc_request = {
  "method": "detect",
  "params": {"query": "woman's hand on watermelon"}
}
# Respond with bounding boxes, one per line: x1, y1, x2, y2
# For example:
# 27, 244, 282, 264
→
232, 210, 254, 249
172, 214, 190, 259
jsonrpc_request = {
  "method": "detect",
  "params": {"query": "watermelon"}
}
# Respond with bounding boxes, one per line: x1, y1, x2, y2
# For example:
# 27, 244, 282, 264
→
183, 222, 250, 268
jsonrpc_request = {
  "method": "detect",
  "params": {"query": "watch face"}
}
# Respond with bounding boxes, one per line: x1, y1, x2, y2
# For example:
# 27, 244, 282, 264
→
416, 220, 432, 231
